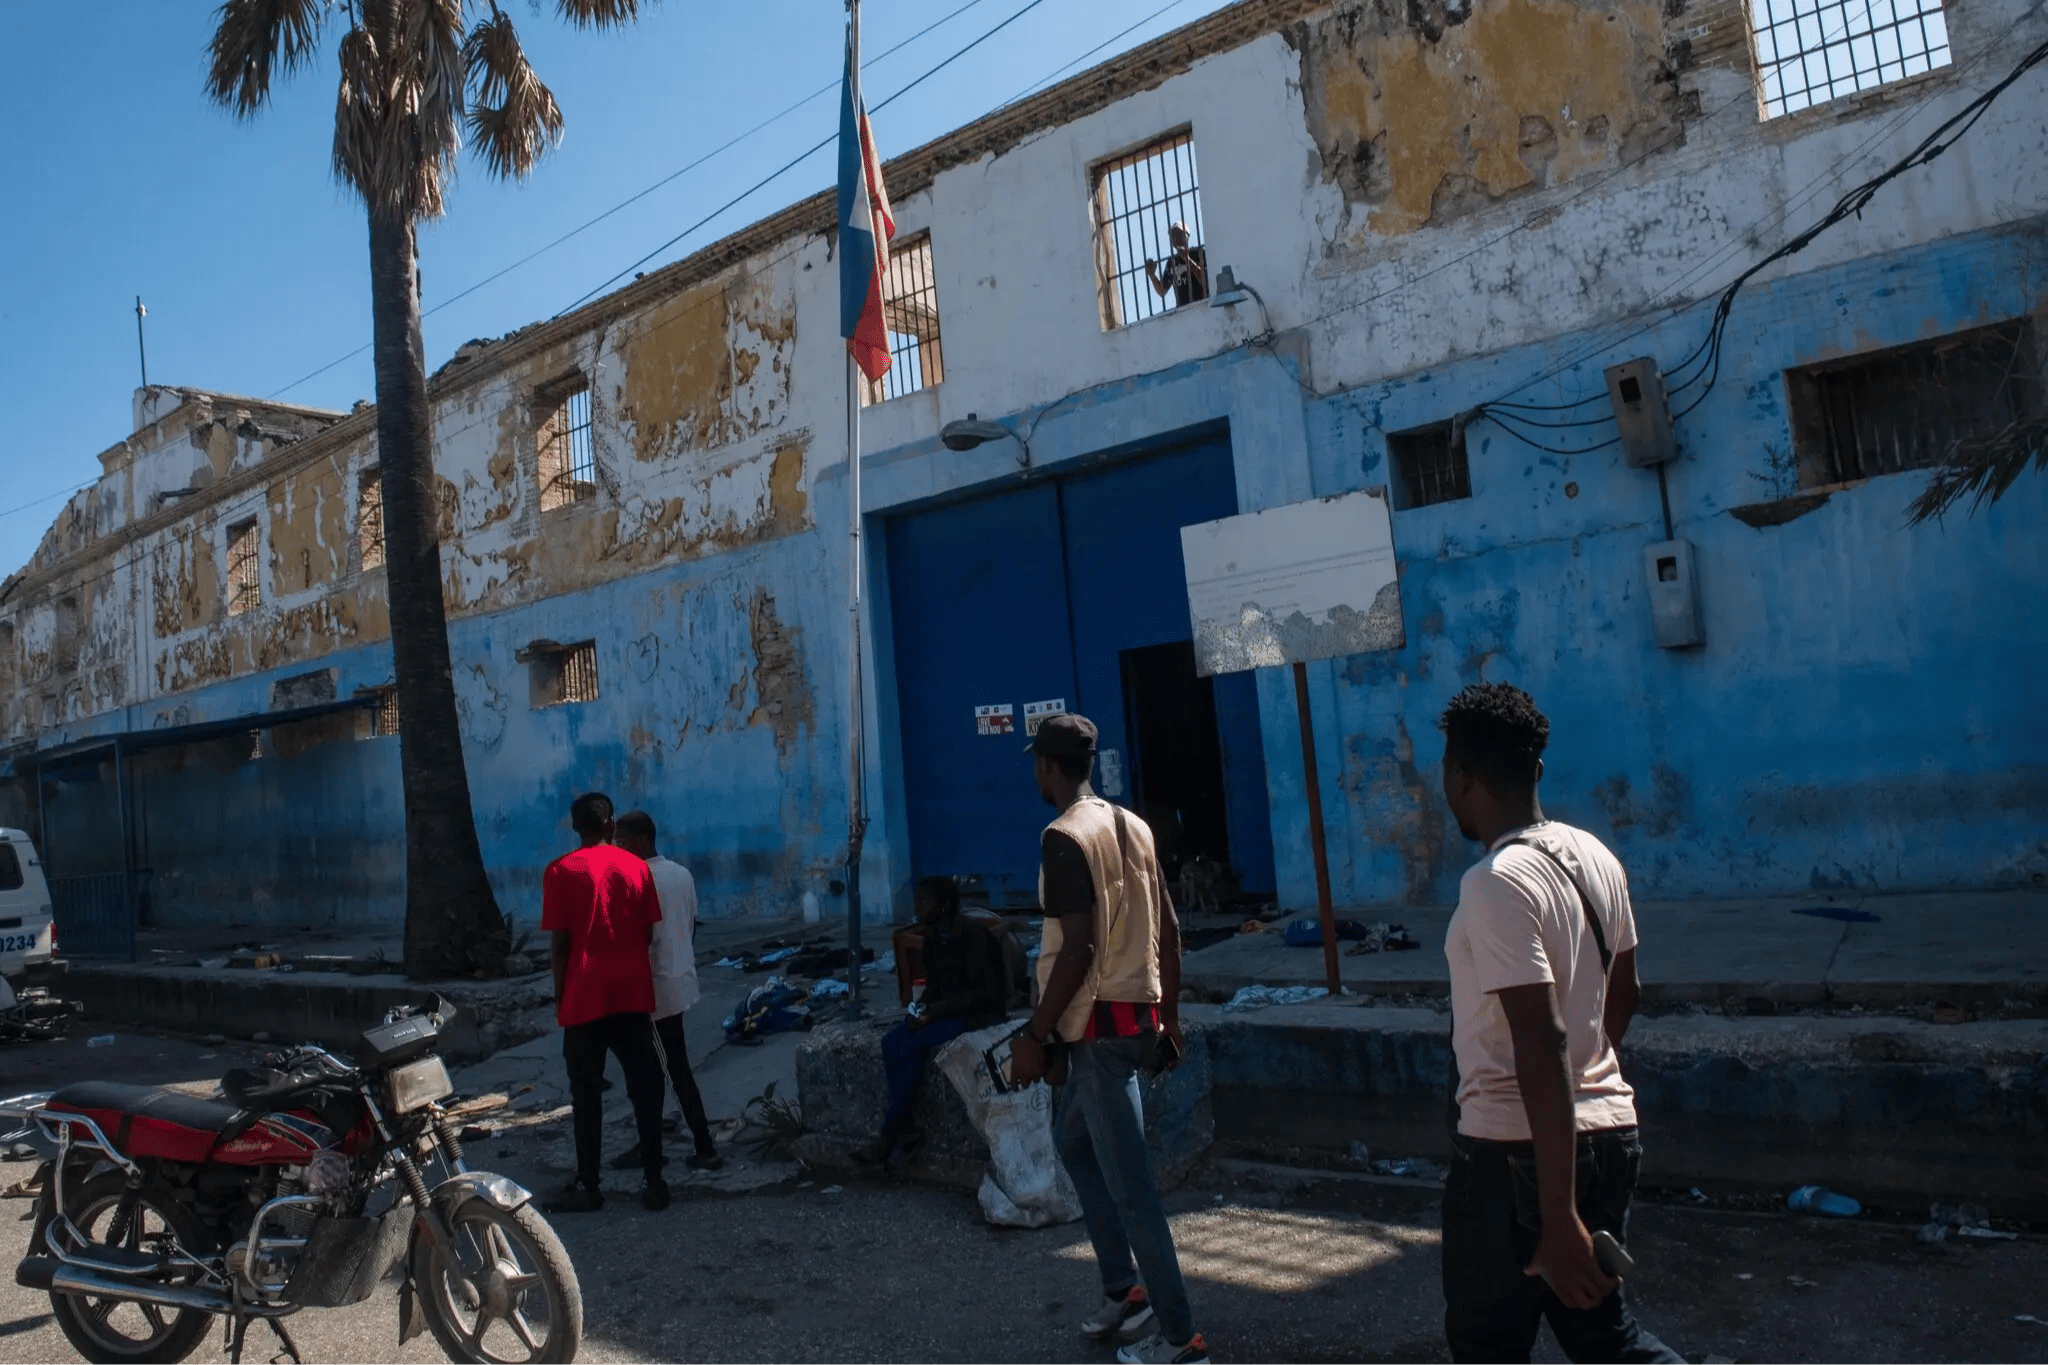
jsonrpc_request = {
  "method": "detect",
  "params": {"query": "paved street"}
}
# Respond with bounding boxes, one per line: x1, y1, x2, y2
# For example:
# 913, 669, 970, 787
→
4, 1038, 2046, 1365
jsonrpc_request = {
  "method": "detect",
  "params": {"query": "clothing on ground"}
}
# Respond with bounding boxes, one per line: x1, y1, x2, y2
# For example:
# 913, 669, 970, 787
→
652, 1011, 715, 1155
1440, 1127, 1681, 1364
1055, 1034, 1195, 1345
562, 1010, 667, 1189
1446, 820, 1638, 1141
646, 854, 701, 1020
879, 1014, 971, 1140
542, 843, 661, 1029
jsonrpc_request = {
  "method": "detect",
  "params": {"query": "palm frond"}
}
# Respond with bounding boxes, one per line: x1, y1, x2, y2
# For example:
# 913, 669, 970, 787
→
403, 0, 467, 185
332, 25, 384, 199
1907, 418, 2048, 524
555, 0, 647, 29
463, 10, 565, 180
206, 0, 329, 116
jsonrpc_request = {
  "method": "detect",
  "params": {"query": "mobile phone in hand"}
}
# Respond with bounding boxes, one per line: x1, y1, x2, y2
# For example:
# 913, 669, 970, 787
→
1592, 1229, 1635, 1279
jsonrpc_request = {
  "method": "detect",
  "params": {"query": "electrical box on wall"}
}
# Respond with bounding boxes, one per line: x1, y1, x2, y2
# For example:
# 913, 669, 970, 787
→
1644, 540, 1703, 649
1605, 357, 1678, 468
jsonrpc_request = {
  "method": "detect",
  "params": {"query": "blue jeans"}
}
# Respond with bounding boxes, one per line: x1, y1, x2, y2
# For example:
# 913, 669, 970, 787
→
879, 1015, 970, 1138
1441, 1127, 1682, 1363
1054, 1034, 1194, 1344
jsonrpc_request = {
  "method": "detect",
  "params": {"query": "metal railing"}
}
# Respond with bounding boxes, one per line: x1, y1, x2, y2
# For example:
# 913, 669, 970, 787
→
47, 872, 141, 961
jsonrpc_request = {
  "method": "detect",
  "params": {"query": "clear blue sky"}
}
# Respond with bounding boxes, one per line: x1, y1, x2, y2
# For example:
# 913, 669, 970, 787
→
0, 0, 1226, 579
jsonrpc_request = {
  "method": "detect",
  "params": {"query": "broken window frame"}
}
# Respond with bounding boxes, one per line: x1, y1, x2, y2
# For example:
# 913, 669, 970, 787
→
1784, 319, 2039, 489
1091, 128, 1207, 330
358, 468, 386, 572
525, 639, 601, 708
226, 518, 262, 617
1746, 0, 1953, 121
862, 232, 947, 406
536, 376, 598, 513
1386, 421, 1474, 510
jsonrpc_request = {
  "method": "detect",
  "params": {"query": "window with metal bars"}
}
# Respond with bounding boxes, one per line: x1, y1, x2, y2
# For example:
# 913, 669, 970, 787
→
537, 378, 597, 512
1091, 130, 1207, 329
1748, 0, 1952, 120
358, 469, 385, 572
1387, 423, 1473, 510
226, 518, 261, 616
371, 685, 400, 738
530, 640, 600, 708
863, 234, 946, 405
1786, 321, 2037, 488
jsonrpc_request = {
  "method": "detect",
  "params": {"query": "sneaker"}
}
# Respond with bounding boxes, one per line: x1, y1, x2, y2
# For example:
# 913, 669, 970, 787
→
1116, 1332, 1209, 1365
1081, 1286, 1154, 1342
685, 1151, 725, 1172
541, 1184, 604, 1214
641, 1178, 672, 1212
610, 1141, 648, 1171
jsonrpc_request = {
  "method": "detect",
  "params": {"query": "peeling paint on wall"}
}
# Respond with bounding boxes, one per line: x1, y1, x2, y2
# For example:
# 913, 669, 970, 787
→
747, 586, 811, 758
1296, 0, 1679, 238
617, 272, 795, 461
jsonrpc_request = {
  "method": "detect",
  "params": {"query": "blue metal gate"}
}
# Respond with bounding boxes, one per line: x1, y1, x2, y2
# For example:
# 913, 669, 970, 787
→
885, 430, 1274, 905
48, 873, 139, 961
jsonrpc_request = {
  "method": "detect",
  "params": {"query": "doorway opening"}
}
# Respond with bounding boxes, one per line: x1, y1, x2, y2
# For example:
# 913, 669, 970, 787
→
1120, 641, 1231, 893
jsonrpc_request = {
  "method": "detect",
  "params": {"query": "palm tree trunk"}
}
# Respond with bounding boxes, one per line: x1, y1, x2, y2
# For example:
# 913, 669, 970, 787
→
368, 210, 509, 979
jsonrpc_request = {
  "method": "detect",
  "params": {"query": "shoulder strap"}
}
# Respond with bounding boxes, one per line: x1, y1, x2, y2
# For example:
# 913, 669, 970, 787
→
1504, 837, 1612, 976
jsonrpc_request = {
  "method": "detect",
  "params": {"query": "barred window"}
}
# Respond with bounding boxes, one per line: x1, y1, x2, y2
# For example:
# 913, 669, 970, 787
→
1388, 422, 1473, 510
537, 378, 597, 512
226, 518, 261, 616
1749, 0, 1952, 120
358, 469, 385, 572
1092, 130, 1207, 329
864, 234, 945, 405
1786, 321, 2036, 487
529, 640, 600, 708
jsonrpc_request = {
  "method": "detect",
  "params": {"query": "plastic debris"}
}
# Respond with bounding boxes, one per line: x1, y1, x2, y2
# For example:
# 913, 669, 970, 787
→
2016, 1315, 2047, 1327
758, 947, 799, 965
865, 950, 896, 974
1368, 1156, 1446, 1181
1221, 985, 1329, 1013
808, 978, 851, 999
713, 956, 749, 969
1688, 1187, 1710, 1204
1349, 1140, 1372, 1168
821, 1184, 843, 1195
1786, 1275, 1819, 1289
1959, 1226, 2017, 1240
85, 1035, 116, 1048
1788, 1185, 1860, 1217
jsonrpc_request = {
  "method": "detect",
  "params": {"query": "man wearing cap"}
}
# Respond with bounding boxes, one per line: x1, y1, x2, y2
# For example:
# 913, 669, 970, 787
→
1144, 222, 1209, 309
1010, 713, 1206, 1365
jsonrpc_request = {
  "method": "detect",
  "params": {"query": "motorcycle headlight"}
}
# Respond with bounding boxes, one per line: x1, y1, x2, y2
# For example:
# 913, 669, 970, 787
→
385, 1057, 454, 1114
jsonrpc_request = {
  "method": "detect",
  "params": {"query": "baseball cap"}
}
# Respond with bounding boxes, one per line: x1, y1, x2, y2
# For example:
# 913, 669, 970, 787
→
1025, 713, 1098, 760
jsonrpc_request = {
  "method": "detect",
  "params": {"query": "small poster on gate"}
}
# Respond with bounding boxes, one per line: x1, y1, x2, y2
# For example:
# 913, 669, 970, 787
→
975, 704, 1015, 737
1023, 699, 1067, 736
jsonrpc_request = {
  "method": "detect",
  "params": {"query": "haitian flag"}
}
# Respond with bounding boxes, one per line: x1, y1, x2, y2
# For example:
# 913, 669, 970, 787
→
838, 24, 895, 383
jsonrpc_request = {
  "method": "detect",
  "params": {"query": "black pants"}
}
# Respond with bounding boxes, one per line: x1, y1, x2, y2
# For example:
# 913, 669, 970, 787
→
1441, 1127, 1681, 1364
652, 1011, 716, 1155
562, 1011, 667, 1189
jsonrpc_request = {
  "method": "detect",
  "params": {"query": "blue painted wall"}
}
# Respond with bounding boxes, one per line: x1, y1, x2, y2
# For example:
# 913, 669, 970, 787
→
1267, 219, 2048, 910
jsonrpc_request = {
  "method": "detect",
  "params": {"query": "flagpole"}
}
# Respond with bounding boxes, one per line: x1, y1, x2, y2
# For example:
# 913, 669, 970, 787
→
844, 0, 868, 1019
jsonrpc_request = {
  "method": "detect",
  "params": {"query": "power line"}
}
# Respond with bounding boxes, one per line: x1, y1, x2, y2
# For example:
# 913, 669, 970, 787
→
264, 0, 1002, 400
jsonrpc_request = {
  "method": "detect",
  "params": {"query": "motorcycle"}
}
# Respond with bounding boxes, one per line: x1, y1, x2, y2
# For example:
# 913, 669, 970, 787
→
12, 1007, 581, 1364
0, 975, 82, 1044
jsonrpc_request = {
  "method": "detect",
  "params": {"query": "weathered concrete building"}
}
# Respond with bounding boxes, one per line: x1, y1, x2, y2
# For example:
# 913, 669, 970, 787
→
4, 0, 2044, 943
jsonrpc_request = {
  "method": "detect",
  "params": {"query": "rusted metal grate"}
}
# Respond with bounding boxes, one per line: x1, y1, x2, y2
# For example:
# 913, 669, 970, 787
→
1749, 0, 1952, 119
559, 641, 599, 704
1093, 130, 1207, 329
375, 686, 400, 736
1791, 322, 2034, 487
865, 234, 945, 405
358, 470, 385, 572
226, 519, 261, 616
1388, 423, 1473, 509
538, 381, 596, 512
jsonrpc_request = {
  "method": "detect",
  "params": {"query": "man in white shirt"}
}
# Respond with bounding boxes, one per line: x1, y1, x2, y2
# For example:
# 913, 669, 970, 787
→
1437, 684, 1678, 1364
614, 810, 721, 1172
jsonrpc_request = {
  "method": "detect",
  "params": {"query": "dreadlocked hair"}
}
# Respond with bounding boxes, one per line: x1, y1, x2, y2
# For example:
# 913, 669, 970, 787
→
1438, 682, 1550, 793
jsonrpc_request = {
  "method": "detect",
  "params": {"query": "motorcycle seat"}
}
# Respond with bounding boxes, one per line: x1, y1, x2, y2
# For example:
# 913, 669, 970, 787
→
45, 1082, 240, 1164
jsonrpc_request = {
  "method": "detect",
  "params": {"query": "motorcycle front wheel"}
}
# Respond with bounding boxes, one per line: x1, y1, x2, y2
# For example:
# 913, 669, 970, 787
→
38, 1171, 214, 1365
412, 1199, 582, 1364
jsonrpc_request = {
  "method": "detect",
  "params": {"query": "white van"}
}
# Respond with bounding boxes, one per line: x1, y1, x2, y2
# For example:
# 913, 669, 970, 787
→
0, 828, 55, 980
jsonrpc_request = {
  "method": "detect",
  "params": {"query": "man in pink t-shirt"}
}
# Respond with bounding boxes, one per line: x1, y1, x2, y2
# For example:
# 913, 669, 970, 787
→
540, 791, 671, 1214
1438, 684, 1679, 1364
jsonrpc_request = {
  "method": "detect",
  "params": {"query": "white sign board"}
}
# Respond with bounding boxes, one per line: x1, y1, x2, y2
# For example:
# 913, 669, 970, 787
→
974, 704, 1015, 737
1022, 699, 1067, 736
1180, 489, 1403, 676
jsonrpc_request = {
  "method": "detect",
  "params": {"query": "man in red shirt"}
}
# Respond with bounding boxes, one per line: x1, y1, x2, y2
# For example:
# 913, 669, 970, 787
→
541, 792, 671, 1213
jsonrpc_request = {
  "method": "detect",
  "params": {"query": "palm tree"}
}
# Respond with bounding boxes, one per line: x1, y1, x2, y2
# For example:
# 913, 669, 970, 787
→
206, 0, 653, 978
1908, 419, 2047, 524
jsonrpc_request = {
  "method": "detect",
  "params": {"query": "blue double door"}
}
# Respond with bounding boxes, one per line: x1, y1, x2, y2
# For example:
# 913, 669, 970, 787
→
884, 430, 1275, 906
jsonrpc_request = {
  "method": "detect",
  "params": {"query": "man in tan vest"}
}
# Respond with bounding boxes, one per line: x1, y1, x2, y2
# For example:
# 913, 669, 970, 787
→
1009, 714, 1207, 1365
